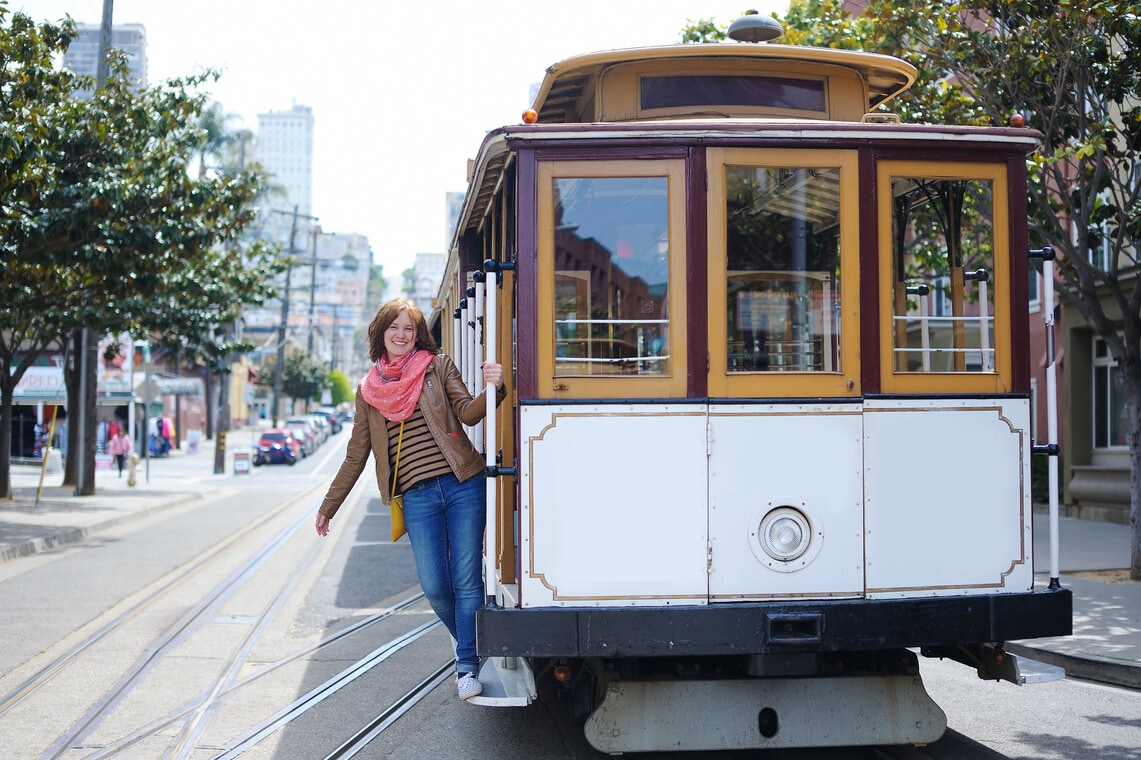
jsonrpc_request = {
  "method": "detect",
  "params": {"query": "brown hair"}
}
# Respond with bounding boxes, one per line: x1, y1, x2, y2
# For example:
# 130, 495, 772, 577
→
365, 298, 438, 363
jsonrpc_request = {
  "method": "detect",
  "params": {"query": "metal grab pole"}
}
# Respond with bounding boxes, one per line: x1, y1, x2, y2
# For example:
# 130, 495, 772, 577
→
483, 268, 498, 604
1043, 258, 1061, 586
473, 278, 485, 450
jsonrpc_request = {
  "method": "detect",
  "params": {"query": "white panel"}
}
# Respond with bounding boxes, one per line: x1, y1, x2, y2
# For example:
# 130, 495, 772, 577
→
519, 405, 708, 606
863, 398, 1032, 597
708, 404, 864, 599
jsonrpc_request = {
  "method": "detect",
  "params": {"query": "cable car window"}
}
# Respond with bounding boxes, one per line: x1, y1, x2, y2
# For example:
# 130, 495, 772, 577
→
641, 75, 826, 112
551, 176, 671, 377
723, 165, 841, 374
890, 176, 997, 373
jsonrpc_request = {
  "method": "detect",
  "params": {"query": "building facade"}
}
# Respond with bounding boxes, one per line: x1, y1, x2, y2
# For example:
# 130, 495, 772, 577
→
62, 23, 148, 92
255, 104, 315, 222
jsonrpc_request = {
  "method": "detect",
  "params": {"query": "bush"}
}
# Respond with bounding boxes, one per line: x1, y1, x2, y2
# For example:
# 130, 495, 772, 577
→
1031, 451, 1064, 506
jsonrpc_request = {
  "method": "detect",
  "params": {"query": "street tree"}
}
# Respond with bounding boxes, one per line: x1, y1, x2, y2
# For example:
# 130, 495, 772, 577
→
328, 369, 354, 406
0, 9, 276, 498
259, 351, 330, 410
922, 1, 1141, 580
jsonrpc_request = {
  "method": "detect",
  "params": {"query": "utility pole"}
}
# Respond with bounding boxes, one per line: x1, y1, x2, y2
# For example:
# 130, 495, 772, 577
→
307, 225, 321, 356
75, 0, 114, 496
213, 134, 248, 474
271, 206, 318, 426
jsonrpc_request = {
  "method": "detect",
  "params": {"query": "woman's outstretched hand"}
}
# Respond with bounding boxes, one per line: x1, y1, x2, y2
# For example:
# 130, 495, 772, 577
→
315, 512, 331, 537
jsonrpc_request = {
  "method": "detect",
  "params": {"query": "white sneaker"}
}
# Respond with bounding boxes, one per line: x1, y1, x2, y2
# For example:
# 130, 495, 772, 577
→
457, 672, 482, 700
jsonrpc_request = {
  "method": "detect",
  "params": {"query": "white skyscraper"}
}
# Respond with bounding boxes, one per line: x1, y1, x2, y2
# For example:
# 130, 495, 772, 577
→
255, 104, 315, 231
62, 23, 148, 94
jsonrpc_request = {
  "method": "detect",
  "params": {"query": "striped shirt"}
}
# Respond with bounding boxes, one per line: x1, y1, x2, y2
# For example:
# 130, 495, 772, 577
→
387, 408, 451, 493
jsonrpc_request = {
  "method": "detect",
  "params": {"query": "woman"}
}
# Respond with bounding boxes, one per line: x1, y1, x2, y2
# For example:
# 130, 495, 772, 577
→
316, 298, 505, 701
108, 427, 132, 478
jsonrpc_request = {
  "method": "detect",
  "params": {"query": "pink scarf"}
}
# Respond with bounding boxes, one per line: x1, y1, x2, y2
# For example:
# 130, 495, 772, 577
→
360, 349, 434, 421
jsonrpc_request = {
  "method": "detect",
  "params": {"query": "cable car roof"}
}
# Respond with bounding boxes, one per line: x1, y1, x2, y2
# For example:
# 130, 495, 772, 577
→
530, 43, 917, 124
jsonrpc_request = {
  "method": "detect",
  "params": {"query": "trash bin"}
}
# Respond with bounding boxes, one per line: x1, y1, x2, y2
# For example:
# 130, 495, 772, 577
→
46, 448, 62, 474
233, 449, 251, 475
186, 429, 202, 454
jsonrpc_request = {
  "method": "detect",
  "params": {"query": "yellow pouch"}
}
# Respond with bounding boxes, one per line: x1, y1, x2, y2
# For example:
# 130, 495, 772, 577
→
390, 494, 406, 542
390, 420, 406, 542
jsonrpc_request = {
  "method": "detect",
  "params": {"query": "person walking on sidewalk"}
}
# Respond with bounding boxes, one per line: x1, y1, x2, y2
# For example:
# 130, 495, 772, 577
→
315, 298, 507, 701
108, 427, 132, 478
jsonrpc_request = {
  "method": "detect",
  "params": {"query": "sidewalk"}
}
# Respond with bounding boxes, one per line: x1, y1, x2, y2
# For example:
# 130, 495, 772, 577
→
1, 448, 1138, 690
0, 427, 258, 562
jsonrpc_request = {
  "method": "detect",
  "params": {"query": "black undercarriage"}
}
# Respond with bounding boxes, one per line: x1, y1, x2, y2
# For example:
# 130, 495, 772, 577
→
476, 587, 1072, 660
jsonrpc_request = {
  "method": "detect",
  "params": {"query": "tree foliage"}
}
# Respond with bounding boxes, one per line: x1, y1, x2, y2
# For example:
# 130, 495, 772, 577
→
0, 8, 280, 498
328, 369, 354, 406
259, 351, 329, 406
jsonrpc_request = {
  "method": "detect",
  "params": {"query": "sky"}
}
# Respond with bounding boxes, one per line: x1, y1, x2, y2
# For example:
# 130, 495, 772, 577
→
21, 0, 789, 276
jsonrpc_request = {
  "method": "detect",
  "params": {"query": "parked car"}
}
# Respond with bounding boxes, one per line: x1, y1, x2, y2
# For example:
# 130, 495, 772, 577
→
252, 429, 298, 466
282, 424, 314, 457
313, 408, 342, 434
307, 413, 331, 442
286, 416, 325, 447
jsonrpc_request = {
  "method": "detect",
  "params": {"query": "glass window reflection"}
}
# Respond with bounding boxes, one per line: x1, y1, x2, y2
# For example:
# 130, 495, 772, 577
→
723, 165, 842, 373
552, 176, 670, 377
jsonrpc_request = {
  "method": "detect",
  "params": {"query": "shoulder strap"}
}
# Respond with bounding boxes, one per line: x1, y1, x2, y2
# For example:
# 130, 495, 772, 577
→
390, 420, 405, 495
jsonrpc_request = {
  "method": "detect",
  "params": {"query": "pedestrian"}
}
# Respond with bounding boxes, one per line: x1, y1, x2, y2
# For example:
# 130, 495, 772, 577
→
108, 426, 132, 478
315, 298, 506, 701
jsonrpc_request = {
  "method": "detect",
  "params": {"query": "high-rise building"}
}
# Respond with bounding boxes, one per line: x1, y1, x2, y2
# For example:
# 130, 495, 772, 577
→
445, 191, 465, 249
255, 104, 315, 224
62, 23, 148, 94
412, 253, 445, 316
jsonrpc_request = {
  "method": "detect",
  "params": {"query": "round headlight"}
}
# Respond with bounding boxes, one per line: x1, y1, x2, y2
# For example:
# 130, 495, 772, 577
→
758, 507, 811, 562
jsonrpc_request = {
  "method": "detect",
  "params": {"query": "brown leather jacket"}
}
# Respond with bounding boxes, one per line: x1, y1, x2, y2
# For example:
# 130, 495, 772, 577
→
318, 354, 506, 520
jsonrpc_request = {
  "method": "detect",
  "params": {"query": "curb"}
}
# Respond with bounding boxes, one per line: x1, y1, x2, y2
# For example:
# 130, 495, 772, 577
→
1006, 642, 1141, 690
0, 492, 204, 564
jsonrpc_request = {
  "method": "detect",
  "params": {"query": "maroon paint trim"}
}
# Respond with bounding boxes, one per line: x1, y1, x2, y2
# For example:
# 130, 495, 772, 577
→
515, 148, 538, 400
504, 121, 1039, 143
1007, 155, 1031, 393
859, 149, 882, 394
530, 145, 689, 162
686, 147, 708, 398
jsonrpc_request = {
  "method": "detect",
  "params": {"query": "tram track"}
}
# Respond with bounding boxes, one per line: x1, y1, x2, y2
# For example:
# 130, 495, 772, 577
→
84, 596, 438, 759
36, 487, 326, 759
322, 660, 454, 760
0, 484, 315, 719
0, 446, 460, 760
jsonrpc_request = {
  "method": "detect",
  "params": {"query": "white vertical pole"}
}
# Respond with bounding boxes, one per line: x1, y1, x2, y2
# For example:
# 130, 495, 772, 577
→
484, 267, 499, 603
920, 292, 931, 372
1043, 260, 1061, 584
978, 279, 991, 370
473, 279, 485, 450
452, 307, 462, 380
460, 296, 473, 437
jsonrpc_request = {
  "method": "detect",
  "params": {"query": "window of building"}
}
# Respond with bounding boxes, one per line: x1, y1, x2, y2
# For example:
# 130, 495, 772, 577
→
1093, 337, 1127, 448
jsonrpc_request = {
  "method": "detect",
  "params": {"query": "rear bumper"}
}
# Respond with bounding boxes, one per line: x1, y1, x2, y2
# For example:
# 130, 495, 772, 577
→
476, 587, 1072, 658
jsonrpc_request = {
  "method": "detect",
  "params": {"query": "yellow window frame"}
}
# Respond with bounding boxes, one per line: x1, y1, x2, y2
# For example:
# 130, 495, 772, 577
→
537, 159, 688, 399
707, 148, 861, 398
877, 160, 1012, 394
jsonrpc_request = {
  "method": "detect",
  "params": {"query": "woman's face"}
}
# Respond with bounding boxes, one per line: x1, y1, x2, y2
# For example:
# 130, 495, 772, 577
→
384, 310, 417, 359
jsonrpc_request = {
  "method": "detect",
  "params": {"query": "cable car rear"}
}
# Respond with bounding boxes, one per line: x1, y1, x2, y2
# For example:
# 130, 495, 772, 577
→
437, 15, 1072, 753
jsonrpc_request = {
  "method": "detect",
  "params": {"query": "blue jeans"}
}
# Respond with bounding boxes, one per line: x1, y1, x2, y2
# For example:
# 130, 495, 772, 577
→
401, 471, 486, 675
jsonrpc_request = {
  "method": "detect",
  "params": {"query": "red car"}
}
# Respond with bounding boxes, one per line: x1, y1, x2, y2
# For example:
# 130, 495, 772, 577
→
253, 429, 300, 466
